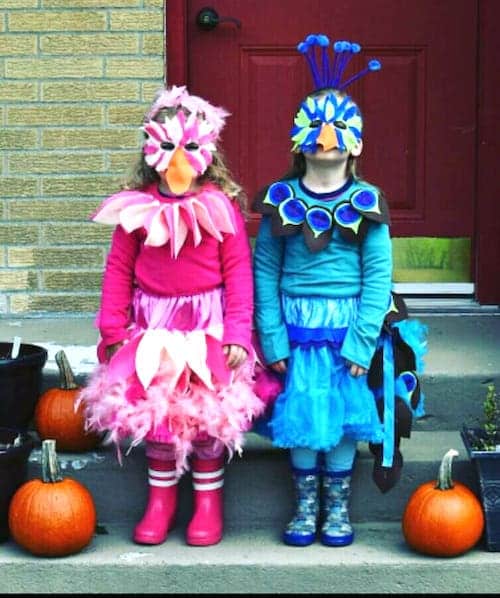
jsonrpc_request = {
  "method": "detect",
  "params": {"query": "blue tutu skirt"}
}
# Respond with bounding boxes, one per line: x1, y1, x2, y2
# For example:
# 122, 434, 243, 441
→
255, 294, 427, 458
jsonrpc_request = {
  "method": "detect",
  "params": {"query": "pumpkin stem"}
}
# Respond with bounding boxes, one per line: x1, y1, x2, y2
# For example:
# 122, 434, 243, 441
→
435, 448, 459, 490
55, 350, 79, 390
41, 439, 63, 483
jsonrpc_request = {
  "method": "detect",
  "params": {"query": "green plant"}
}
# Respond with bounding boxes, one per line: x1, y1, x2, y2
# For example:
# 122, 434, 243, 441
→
472, 383, 499, 451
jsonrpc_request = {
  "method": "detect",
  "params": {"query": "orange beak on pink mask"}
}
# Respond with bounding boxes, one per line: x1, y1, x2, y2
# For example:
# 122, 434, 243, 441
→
143, 109, 220, 195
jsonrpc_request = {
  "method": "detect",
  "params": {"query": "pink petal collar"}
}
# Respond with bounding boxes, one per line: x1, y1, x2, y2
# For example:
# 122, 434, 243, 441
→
91, 184, 236, 257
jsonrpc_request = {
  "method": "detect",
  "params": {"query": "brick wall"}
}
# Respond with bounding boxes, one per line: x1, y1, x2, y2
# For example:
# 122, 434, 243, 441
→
0, 0, 165, 316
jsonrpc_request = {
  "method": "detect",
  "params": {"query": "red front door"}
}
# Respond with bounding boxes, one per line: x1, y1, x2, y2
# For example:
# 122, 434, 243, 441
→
166, 0, 500, 304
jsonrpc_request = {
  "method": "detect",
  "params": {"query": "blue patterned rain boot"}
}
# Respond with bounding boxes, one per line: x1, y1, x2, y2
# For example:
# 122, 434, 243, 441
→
320, 470, 354, 547
283, 467, 320, 546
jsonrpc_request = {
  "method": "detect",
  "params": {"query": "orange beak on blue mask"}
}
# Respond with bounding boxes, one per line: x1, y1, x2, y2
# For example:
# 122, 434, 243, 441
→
290, 92, 363, 154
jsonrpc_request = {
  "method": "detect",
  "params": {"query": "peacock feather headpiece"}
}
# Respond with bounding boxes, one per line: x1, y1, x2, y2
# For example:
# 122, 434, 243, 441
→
291, 34, 381, 154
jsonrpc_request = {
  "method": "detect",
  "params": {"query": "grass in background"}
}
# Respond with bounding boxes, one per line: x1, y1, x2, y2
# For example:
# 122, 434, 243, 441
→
393, 237, 471, 282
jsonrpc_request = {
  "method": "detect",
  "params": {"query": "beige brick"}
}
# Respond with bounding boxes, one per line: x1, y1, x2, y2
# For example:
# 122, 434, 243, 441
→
8, 247, 103, 268
42, 128, 140, 150
7, 105, 103, 126
0, 34, 37, 55
1, 0, 38, 7
44, 223, 112, 245
106, 58, 163, 79
143, 32, 164, 55
0, 129, 38, 150
9, 199, 99, 221
43, 270, 102, 291
0, 178, 38, 197
44, 0, 139, 6
0, 224, 39, 245
142, 81, 165, 101
110, 10, 162, 31
8, 11, 106, 32
8, 151, 105, 175
6, 58, 103, 79
10, 293, 100, 314
144, 0, 163, 8
43, 81, 140, 102
108, 104, 148, 126
41, 33, 139, 55
42, 176, 120, 197
108, 151, 138, 173
0, 270, 38, 291
0, 82, 37, 102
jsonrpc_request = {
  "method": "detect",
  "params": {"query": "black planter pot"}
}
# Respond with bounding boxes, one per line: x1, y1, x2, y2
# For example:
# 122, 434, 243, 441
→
0, 427, 34, 542
0, 342, 48, 430
461, 425, 500, 552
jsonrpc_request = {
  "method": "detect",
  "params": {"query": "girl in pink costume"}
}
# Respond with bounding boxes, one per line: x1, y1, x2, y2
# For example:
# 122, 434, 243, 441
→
78, 85, 266, 547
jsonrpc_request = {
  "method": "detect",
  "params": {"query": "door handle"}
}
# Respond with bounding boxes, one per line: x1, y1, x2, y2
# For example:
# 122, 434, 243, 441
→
196, 6, 241, 31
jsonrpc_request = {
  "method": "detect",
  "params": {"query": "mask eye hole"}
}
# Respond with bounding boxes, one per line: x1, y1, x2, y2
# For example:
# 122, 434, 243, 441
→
310, 118, 322, 128
185, 142, 199, 151
160, 141, 175, 150
334, 120, 347, 130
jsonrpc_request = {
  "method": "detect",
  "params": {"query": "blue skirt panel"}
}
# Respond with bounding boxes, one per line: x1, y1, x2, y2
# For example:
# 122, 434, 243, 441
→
262, 295, 385, 450
254, 294, 427, 457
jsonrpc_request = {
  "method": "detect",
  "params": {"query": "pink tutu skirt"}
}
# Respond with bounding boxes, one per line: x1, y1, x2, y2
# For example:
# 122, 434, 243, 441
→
78, 287, 272, 473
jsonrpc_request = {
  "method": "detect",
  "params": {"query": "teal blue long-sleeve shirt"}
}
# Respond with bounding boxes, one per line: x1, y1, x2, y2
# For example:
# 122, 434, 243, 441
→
253, 177, 393, 370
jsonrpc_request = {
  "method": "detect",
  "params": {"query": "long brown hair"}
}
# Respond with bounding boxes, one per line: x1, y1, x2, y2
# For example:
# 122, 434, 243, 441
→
121, 107, 248, 215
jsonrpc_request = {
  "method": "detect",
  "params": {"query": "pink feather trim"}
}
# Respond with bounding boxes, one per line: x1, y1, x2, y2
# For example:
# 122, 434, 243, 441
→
144, 85, 230, 138
77, 359, 266, 476
91, 185, 236, 257
253, 364, 283, 406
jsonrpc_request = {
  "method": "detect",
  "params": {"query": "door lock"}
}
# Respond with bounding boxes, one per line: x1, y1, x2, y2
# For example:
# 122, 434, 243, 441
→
196, 7, 241, 31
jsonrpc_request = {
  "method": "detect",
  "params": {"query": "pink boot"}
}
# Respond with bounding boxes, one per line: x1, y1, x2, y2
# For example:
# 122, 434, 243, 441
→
133, 458, 178, 545
186, 456, 225, 546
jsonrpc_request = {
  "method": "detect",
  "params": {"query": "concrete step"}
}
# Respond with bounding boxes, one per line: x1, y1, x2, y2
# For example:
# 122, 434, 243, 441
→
1, 312, 499, 432
24, 430, 478, 529
1, 522, 499, 594
2, 312, 499, 594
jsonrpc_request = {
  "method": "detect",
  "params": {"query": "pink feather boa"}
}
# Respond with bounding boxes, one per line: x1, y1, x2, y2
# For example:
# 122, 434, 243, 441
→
77, 358, 270, 475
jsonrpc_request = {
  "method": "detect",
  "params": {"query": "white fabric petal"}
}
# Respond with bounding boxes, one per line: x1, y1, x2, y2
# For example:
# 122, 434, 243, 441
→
202, 193, 236, 234
120, 202, 160, 233
135, 329, 171, 389
184, 330, 214, 390
171, 203, 188, 258
144, 207, 170, 247
92, 191, 153, 225
181, 202, 202, 246
163, 115, 183, 144
160, 330, 190, 391
190, 198, 223, 241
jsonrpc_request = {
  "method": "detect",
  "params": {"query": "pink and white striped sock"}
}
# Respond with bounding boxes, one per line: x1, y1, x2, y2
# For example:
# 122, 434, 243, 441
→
192, 464, 224, 491
148, 459, 178, 488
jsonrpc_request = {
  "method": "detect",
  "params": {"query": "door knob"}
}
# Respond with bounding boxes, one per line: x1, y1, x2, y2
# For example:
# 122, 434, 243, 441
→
196, 7, 241, 31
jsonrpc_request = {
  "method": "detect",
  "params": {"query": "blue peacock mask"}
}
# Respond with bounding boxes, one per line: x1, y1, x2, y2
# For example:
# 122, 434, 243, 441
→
290, 35, 381, 154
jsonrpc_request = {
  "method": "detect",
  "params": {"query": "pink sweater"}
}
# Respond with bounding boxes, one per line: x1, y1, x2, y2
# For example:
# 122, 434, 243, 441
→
97, 183, 254, 355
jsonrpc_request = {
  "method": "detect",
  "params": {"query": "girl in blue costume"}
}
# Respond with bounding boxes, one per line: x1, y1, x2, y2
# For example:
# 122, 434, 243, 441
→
252, 36, 427, 547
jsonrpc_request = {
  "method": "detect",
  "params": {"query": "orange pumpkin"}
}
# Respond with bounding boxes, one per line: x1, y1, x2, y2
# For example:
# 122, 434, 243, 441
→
402, 448, 484, 557
8, 439, 97, 557
35, 350, 100, 452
